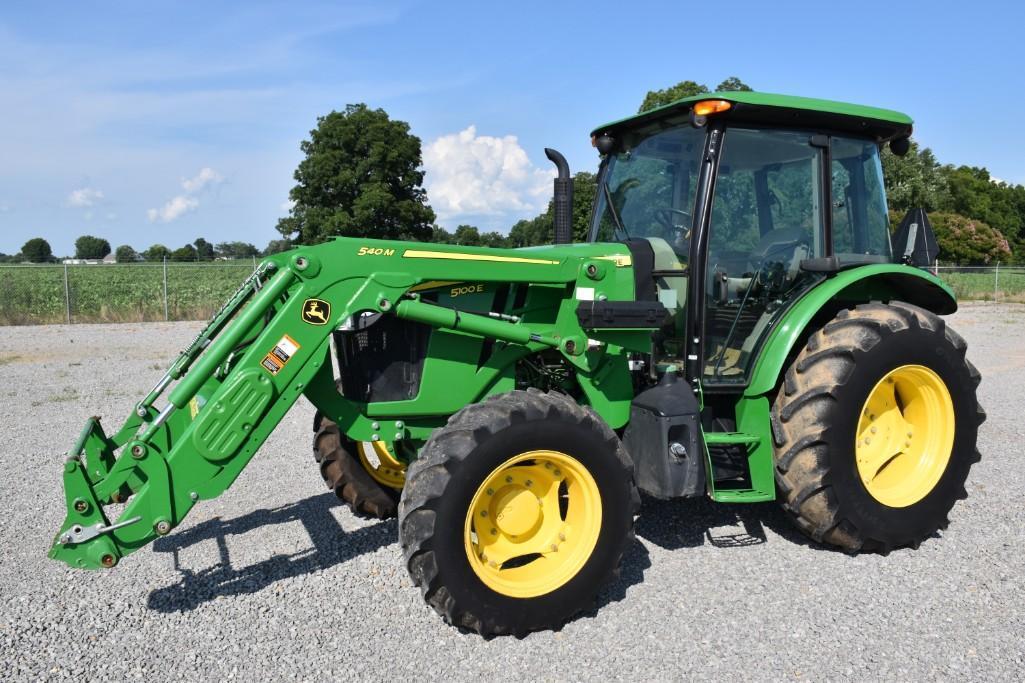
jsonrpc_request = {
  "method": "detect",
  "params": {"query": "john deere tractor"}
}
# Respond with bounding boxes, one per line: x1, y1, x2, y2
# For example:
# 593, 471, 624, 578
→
50, 92, 983, 636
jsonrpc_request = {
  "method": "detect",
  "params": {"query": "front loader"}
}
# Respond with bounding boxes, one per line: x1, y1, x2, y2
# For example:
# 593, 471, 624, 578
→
51, 92, 983, 636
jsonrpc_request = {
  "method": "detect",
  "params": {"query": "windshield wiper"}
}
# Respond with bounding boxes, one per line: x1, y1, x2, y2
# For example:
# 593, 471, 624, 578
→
601, 179, 630, 240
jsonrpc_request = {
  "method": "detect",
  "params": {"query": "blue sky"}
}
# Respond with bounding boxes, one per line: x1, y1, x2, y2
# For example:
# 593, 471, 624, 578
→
1, 1, 1022, 256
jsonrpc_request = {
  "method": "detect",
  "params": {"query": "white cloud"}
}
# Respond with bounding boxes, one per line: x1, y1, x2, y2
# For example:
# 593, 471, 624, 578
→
182, 167, 222, 193
147, 195, 199, 223
147, 166, 221, 222
423, 125, 554, 222
68, 187, 104, 207
280, 198, 296, 212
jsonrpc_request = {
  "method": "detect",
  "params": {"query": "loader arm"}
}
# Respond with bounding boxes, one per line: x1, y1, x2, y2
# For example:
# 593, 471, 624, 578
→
50, 236, 656, 569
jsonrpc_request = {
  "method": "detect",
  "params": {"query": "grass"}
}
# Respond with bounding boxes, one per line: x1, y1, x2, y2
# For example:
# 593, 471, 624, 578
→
936, 270, 1025, 303
0, 262, 254, 325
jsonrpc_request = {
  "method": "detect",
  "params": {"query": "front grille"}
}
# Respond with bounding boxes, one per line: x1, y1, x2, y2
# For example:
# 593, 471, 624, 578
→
335, 315, 431, 403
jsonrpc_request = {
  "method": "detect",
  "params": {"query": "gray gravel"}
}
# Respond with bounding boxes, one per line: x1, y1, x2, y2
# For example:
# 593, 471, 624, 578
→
1, 302, 1023, 681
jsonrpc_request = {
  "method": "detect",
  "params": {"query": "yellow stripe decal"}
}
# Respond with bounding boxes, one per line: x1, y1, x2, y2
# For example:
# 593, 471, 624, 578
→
409, 280, 461, 292
593, 254, 633, 267
402, 249, 559, 265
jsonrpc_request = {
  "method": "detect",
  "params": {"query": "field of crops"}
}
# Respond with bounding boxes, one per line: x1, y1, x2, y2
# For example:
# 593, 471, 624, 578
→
0, 262, 1022, 326
0, 263, 255, 325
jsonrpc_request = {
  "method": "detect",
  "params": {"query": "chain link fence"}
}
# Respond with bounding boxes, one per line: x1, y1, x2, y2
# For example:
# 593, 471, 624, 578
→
0, 259, 258, 325
934, 264, 1025, 303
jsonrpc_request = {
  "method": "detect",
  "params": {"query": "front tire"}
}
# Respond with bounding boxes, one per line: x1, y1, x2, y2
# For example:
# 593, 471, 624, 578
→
772, 302, 984, 553
399, 389, 638, 636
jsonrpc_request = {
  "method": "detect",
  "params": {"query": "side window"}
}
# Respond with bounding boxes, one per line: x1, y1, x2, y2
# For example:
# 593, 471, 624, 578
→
703, 128, 824, 384
831, 137, 892, 263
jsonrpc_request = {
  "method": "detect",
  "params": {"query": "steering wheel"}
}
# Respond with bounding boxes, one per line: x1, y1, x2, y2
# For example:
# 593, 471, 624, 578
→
654, 208, 694, 243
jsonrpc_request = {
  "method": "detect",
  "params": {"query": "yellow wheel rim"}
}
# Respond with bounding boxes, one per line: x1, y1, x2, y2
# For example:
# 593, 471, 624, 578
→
856, 364, 955, 507
463, 450, 602, 598
356, 442, 406, 490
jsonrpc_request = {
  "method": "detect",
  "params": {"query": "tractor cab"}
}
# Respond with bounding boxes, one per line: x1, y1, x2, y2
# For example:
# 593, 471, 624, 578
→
587, 92, 911, 386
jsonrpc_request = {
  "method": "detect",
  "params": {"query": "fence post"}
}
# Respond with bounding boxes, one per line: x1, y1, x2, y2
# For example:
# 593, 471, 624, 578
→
994, 261, 1000, 300
252, 254, 257, 272
63, 263, 71, 324
163, 257, 169, 321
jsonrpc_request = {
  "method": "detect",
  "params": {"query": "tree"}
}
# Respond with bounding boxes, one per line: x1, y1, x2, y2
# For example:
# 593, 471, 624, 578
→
193, 237, 215, 261
509, 171, 599, 246
637, 77, 752, 113
142, 244, 171, 261
74, 235, 111, 260
277, 104, 435, 245
881, 139, 948, 214
929, 213, 1012, 264
715, 76, 752, 92
170, 244, 198, 261
452, 225, 482, 246
479, 231, 509, 248
431, 225, 455, 243
114, 245, 139, 262
263, 239, 292, 255
215, 241, 260, 259
21, 237, 53, 263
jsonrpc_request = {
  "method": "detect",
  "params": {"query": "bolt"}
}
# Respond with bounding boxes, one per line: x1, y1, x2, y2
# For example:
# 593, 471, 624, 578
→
505, 476, 513, 483
559, 533, 566, 541
490, 528, 497, 535
295, 256, 309, 270
189, 491, 199, 502
554, 469, 562, 477
73, 499, 88, 513
564, 340, 576, 354
869, 414, 876, 421
870, 427, 877, 434
905, 441, 911, 448
136, 406, 147, 417
525, 480, 533, 487
907, 431, 913, 438
586, 264, 598, 277
550, 544, 558, 552
544, 462, 552, 469
371, 434, 380, 441
379, 298, 391, 310
486, 488, 494, 496
865, 438, 872, 445
480, 511, 488, 518
154, 520, 171, 535
130, 444, 146, 459
489, 561, 498, 568
394, 432, 403, 441
480, 554, 488, 563
371, 422, 380, 430
395, 421, 404, 429
100, 554, 117, 568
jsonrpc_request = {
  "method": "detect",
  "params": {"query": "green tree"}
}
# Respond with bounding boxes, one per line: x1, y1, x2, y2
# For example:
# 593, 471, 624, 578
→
171, 244, 198, 261
74, 235, 111, 260
193, 237, 215, 261
509, 171, 598, 246
938, 166, 1024, 258
114, 245, 139, 262
277, 104, 435, 245
431, 225, 455, 243
21, 237, 53, 263
263, 239, 292, 255
638, 77, 752, 113
715, 76, 753, 92
479, 231, 509, 248
881, 139, 948, 214
452, 224, 482, 246
142, 244, 171, 261
215, 241, 260, 259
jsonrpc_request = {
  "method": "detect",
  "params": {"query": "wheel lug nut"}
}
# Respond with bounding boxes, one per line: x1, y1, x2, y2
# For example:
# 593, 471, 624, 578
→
490, 528, 497, 535
480, 511, 488, 518
559, 533, 566, 541
505, 476, 513, 483
550, 544, 558, 552
870, 427, 877, 434
544, 463, 551, 469
554, 469, 561, 477
525, 480, 533, 487
486, 488, 494, 496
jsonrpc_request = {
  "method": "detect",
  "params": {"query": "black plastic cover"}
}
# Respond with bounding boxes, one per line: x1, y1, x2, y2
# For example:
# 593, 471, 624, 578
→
893, 208, 939, 267
622, 375, 706, 499
576, 300, 669, 329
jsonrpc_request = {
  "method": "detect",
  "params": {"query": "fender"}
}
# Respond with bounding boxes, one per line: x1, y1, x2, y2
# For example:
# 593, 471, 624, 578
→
745, 264, 956, 398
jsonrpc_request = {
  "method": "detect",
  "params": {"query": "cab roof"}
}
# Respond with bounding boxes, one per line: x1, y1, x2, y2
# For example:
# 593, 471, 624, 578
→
592, 91, 913, 142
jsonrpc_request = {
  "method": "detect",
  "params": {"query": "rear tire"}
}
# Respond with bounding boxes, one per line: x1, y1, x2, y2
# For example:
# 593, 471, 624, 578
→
771, 302, 984, 553
399, 389, 638, 636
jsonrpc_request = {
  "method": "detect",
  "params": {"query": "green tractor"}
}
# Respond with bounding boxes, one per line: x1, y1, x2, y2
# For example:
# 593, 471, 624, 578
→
50, 92, 983, 636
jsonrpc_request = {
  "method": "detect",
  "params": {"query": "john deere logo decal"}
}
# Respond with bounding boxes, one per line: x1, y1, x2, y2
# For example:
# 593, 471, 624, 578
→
301, 298, 331, 325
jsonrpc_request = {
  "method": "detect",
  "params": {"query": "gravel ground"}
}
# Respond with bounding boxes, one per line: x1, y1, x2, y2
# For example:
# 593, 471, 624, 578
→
1, 302, 1023, 681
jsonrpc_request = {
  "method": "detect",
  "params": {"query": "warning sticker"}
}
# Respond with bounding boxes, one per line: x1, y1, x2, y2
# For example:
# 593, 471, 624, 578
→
262, 334, 301, 375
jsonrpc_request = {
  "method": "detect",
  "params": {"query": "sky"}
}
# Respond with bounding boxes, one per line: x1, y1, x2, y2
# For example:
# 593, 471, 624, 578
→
1, 1, 1022, 256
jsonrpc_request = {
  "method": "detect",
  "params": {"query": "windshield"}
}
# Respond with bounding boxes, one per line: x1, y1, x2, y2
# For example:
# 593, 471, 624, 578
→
590, 124, 706, 257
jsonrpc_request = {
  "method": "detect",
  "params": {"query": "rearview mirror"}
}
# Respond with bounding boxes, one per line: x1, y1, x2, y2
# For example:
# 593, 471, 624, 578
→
893, 208, 939, 267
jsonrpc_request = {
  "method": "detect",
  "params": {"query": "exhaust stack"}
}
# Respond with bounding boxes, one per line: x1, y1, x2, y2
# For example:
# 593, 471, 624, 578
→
544, 148, 573, 245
